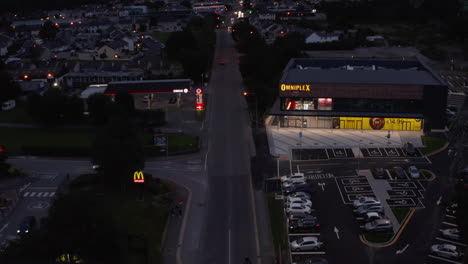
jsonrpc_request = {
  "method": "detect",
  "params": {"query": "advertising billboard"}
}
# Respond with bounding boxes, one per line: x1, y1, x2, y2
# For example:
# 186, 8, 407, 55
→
338, 117, 423, 131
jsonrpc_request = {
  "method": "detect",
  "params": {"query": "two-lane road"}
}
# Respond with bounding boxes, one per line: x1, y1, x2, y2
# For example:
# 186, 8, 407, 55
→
197, 27, 260, 264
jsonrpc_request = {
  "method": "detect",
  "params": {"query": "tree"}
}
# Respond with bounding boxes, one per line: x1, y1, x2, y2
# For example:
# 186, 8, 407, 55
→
39, 20, 59, 40
91, 117, 145, 191
114, 92, 135, 116
180, 0, 191, 9
87, 93, 113, 124
0, 70, 21, 102
28, 90, 84, 126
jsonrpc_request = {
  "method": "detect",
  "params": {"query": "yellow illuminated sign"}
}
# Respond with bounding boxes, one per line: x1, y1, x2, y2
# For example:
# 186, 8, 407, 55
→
280, 84, 311, 92
338, 117, 422, 131
133, 171, 144, 183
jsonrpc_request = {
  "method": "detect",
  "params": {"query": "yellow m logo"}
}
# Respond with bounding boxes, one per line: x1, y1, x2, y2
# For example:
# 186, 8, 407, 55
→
133, 171, 144, 183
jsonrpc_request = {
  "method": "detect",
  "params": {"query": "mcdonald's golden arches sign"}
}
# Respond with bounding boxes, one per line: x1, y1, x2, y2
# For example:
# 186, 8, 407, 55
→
133, 171, 144, 183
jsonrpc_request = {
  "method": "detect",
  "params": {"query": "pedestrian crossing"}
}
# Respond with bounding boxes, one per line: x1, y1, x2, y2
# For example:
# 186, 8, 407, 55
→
23, 191, 56, 198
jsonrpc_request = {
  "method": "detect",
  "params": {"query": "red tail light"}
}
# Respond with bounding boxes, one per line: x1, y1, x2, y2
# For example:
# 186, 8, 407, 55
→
316, 224, 320, 227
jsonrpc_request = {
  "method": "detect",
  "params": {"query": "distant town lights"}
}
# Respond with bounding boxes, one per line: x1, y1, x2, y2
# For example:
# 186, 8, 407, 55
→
53, 82, 59, 87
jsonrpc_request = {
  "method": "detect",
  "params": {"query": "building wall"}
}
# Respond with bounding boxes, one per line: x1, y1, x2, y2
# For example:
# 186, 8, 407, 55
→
423, 85, 448, 131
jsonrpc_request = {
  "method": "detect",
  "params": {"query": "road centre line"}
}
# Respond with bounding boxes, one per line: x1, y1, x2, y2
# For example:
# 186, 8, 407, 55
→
435, 237, 467, 247
442, 222, 458, 227
428, 254, 463, 264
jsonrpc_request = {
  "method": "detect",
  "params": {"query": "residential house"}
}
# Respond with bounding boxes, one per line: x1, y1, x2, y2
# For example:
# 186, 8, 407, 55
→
305, 31, 341, 44
0, 34, 14, 56
155, 17, 185, 32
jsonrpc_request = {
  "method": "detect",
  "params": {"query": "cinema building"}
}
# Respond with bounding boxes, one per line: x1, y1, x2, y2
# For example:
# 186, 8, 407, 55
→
268, 58, 448, 132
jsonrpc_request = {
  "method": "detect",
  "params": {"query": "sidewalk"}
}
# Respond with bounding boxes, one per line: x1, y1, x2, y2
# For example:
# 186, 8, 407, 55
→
161, 185, 188, 264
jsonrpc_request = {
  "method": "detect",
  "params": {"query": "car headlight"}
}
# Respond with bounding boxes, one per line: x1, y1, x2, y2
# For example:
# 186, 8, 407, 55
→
17, 230, 20, 233
25, 230, 28, 233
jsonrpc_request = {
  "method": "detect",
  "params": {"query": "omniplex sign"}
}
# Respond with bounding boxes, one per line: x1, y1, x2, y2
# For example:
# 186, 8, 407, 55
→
280, 84, 311, 92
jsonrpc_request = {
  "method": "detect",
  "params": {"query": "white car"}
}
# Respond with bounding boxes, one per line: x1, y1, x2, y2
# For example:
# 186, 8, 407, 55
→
283, 179, 307, 188
288, 192, 312, 200
441, 228, 461, 240
407, 166, 420, 178
286, 197, 312, 208
290, 236, 323, 251
286, 204, 312, 214
280, 172, 305, 183
353, 196, 380, 208
431, 244, 462, 259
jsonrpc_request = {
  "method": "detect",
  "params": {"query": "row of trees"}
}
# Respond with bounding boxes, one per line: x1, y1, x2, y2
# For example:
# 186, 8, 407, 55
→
232, 21, 305, 116
165, 14, 219, 82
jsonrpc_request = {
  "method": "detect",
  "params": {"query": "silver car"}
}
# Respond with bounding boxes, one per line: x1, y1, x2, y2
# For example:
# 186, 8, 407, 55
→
288, 192, 312, 200
407, 166, 420, 178
361, 219, 393, 232
356, 204, 384, 215
441, 228, 461, 240
290, 236, 323, 251
430, 244, 462, 259
353, 196, 380, 208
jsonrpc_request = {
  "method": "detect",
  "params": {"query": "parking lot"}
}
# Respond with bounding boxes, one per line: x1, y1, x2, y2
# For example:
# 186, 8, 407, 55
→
292, 147, 424, 160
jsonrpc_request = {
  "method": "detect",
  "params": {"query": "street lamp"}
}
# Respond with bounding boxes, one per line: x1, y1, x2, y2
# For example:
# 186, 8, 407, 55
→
242, 91, 258, 129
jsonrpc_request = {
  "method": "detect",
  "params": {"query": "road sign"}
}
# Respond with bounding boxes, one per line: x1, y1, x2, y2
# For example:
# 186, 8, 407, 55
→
133, 171, 145, 183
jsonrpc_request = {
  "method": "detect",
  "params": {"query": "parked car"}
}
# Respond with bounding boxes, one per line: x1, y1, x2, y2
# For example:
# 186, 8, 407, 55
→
392, 167, 408, 179
288, 192, 312, 200
283, 179, 307, 188
353, 196, 380, 208
441, 228, 461, 240
407, 166, 420, 178
281, 172, 305, 183
292, 258, 328, 264
283, 184, 312, 195
289, 216, 320, 232
286, 196, 312, 208
288, 211, 309, 221
290, 237, 323, 251
356, 204, 384, 215
430, 244, 462, 259
286, 204, 312, 215
1, 100, 16, 111
92, 164, 102, 171
360, 212, 385, 223
403, 142, 416, 155
17, 216, 36, 234
372, 168, 387, 179
361, 219, 393, 232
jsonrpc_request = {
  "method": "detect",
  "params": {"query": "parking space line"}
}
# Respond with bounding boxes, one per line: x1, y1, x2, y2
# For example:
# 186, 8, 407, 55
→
446, 214, 456, 219
428, 254, 463, 264
289, 233, 320, 236
29, 192, 36, 197
334, 177, 346, 205
442, 222, 458, 227
297, 165, 300, 173
435, 237, 467, 247
291, 252, 326, 255
49, 192, 55, 197
289, 160, 292, 175
277, 160, 279, 178
23, 192, 30, 197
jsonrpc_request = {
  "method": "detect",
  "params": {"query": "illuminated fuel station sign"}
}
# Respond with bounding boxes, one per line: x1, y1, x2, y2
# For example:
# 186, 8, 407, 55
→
195, 88, 205, 111
133, 171, 145, 183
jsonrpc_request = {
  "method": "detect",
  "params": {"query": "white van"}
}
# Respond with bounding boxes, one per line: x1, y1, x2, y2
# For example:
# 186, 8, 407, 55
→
1, 100, 16, 111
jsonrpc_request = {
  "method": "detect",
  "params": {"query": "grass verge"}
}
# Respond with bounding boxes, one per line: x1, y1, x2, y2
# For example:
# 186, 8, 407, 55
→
150, 32, 172, 44
0, 104, 33, 123
420, 136, 447, 155
420, 169, 435, 180
0, 127, 96, 154
363, 232, 394, 243
392, 207, 410, 224
266, 193, 288, 251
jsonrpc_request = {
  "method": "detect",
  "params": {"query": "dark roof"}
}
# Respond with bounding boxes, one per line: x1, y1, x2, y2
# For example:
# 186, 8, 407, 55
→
107, 39, 127, 50
269, 98, 424, 118
105, 79, 192, 94
281, 58, 448, 86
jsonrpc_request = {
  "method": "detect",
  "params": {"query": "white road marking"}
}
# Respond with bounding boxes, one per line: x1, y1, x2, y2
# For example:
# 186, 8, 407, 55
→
277, 160, 279, 178
289, 160, 292, 175
334, 226, 340, 239
228, 229, 231, 264
29, 192, 36, 197
23, 192, 30, 197
446, 214, 456, 219
396, 244, 409, 254
435, 237, 467, 247
0, 223, 9, 233
334, 177, 346, 205
442, 222, 458, 227
428, 254, 463, 264
437, 196, 442, 205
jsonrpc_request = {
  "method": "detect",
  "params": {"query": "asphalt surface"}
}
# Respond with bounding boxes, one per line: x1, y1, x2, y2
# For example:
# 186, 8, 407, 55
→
196, 25, 260, 264
272, 148, 464, 264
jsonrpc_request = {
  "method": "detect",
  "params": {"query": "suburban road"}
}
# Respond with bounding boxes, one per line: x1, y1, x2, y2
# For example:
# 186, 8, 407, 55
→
196, 26, 260, 264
